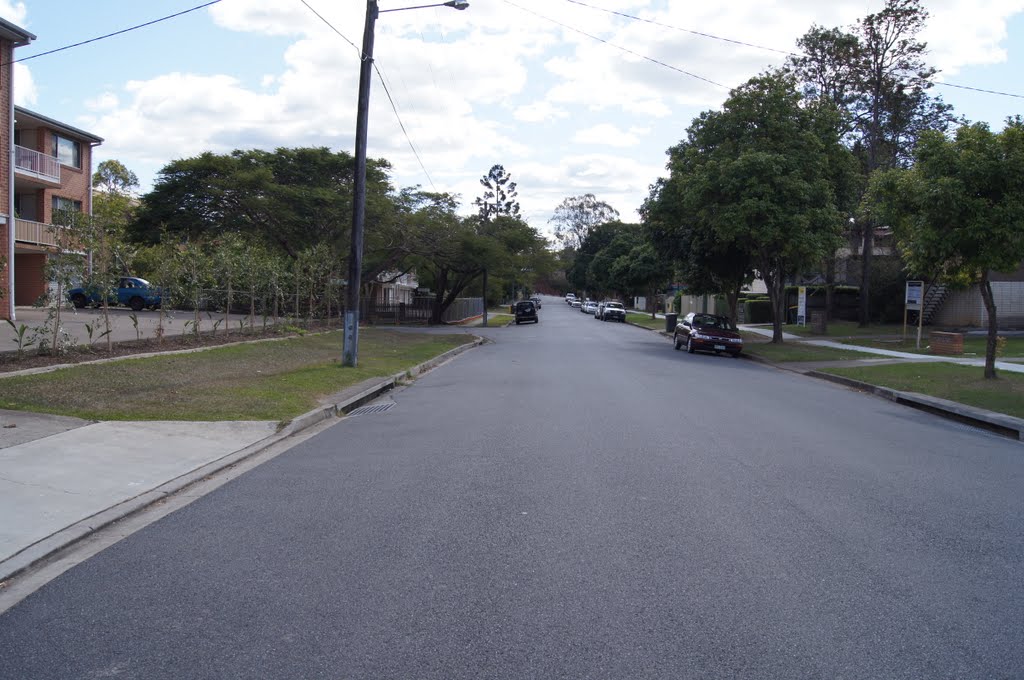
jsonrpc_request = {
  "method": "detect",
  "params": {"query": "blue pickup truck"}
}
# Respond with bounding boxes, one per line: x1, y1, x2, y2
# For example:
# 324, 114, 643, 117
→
68, 276, 162, 312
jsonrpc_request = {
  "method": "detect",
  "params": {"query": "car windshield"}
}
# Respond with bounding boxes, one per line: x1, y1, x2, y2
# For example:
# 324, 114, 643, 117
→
693, 315, 731, 329
516, 302, 534, 310
606, 303, 623, 309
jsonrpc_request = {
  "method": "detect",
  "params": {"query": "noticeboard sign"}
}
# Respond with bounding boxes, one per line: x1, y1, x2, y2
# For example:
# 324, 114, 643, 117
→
905, 280, 923, 311
797, 286, 807, 325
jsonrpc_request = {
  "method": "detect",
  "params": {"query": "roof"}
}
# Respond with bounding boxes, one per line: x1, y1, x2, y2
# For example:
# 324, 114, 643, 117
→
14, 106, 104, 144
0, 18, 34, 47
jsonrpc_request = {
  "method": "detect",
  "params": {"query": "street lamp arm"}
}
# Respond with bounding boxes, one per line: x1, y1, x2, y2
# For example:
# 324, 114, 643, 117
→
380, 1, 468, 12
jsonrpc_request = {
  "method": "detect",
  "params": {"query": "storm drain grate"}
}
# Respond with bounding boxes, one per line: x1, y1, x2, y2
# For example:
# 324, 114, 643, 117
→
347, 402, 395, 417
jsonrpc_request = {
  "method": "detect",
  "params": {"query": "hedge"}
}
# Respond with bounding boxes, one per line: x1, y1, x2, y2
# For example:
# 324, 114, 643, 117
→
743, 299, 773, 323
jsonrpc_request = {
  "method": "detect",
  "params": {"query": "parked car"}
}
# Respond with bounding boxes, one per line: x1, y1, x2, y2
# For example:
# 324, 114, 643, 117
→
530, 296, 542, 309
582, 300, 598, 315
673, 312, 743, 357
570, 299, 582, 308
566, 293, 577, 304
68, 276, 162, 312
598, 301, 626, 322
514, 300, 539, 324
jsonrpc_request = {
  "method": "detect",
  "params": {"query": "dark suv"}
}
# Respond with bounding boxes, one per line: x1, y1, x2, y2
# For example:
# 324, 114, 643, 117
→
514, 300, 538, 325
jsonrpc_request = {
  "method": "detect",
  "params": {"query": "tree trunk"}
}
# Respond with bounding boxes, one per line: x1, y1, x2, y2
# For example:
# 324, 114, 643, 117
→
726, 286, 740, 325
249, 284, 256, 333
764, 268, 785, 344
979, 272, 998, 380
224, 276, 232, 337
102, 299, 112, 352
53, 281, 63, 354
825, 255, 836, 322
858, 221, 872, 327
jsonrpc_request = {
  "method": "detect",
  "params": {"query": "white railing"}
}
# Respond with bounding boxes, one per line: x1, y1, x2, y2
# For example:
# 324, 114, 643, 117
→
14, 145, 61, 182
15, 218, 63, 247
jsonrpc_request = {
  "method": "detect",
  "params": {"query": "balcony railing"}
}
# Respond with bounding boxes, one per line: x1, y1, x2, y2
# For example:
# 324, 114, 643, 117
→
14, 145, 61, 183
15, 218, 65, 247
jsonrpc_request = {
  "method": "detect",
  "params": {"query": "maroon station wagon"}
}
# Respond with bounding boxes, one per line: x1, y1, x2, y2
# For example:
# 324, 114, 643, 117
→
673, 312, 743, 357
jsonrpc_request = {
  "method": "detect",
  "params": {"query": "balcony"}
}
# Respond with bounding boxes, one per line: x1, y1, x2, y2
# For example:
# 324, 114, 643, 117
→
14, 145, 60, 184
15, 218, 65, 248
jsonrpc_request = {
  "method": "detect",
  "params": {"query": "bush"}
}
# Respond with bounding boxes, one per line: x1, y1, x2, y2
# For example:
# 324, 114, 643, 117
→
744, 299, 773, 323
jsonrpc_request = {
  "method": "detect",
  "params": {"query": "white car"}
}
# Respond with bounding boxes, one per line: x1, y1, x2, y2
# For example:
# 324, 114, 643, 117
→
566, 293, 577, 305
571, 299, 582, 308
582, 300, 598, 314
597, 301, 626, 322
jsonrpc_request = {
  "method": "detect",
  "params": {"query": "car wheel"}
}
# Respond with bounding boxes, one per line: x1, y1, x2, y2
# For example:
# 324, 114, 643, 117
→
686, 337, 695, 354
732, 351, 741, 358
129, 296, 145, 312
71, 293, 87, 309
674, 336, 682, 351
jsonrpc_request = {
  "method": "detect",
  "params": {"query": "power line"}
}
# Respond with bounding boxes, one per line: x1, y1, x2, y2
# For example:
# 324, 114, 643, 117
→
372, 62, 437, 191
560, 0, 798, 58
297, 0, 437, 190
298, 0, 361, 56
11, 0, 225, 65
557, 0, 1024, 100
501, 0, 727, 90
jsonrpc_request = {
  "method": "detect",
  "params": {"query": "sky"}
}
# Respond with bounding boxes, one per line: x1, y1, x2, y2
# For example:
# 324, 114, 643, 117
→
4, 0, 1023, 237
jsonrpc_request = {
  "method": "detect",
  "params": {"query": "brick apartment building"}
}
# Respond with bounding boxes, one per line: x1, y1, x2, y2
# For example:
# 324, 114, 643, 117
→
1, 17, 102, 321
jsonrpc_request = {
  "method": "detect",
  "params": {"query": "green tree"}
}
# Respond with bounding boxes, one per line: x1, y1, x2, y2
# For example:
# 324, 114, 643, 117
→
867, 119, 1024, 379
663, 70, 848, 342
474, 164, 521, 222
789, 0, 958, 325
549, 194, 619, 251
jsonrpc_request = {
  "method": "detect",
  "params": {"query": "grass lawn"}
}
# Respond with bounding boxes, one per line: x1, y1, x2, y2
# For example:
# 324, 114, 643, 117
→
0, 329, 471, 422
782, 320, 905, 338
483, 313, 513, 327
741, 334, 882, 362
626, 312, 664, 330
822, 362, 1024, 420
846, 335, 1024, 358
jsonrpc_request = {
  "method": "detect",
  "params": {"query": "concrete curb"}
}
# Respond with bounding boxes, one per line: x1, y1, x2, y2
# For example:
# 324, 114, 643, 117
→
806, 370, 1024, 442
0, 335, 485, 585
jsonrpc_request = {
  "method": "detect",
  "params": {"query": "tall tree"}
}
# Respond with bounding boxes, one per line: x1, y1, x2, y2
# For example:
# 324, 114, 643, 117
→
789, 0, 957, 325
549, 194, 619, 250
867, 119, 1024, 379
474, 164, 521, 222
659, 70, 848, 342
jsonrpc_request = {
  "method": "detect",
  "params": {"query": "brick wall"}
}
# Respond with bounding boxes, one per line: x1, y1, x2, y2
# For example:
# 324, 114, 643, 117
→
0, 41, 11, 320
13, 252, 45, 305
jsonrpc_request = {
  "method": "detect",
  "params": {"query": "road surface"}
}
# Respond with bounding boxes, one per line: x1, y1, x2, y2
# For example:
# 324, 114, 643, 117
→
1, 297, 1021, 678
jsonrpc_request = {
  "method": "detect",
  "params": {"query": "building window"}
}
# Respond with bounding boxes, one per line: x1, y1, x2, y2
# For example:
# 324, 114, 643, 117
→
51, 134, 81, 168
52, 196, 82, 213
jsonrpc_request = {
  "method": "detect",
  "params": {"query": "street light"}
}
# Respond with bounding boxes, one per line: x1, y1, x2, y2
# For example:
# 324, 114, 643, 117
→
343, 0, 470, 367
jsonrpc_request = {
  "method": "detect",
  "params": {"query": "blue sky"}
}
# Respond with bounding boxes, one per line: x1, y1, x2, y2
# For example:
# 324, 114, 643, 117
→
6, 0, 1023, 234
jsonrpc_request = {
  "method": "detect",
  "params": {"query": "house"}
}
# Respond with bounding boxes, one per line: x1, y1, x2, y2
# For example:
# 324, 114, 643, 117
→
369, 270, 418, 306
0, 18, 103, 320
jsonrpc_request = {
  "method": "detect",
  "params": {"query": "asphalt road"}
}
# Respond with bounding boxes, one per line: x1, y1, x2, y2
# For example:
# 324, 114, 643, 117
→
2, 297, 1022, 679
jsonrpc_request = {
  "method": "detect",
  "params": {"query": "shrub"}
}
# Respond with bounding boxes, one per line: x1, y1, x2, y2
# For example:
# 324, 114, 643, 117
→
744, 299, 773, 323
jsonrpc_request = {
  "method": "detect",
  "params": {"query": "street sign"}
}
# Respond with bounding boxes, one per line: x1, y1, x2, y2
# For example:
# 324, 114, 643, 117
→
797, 286, 807, 326
905, 280, 923, 310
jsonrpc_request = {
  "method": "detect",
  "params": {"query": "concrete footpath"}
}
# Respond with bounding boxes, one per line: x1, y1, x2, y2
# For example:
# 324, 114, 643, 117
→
0, 337, 484, 585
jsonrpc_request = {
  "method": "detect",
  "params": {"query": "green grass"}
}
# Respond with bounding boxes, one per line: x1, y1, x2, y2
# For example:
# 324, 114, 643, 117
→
781, 320, 905, 338
741, 334, 881, 362
845, 335, 1024, 358
483, 313, 513, 327
626, 312, 665, 330
0, 329, 471, 422
822, 362, 1024, 419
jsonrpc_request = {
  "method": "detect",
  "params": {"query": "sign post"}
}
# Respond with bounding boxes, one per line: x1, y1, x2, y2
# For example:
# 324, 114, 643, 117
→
904, 280, 924, 349
797, 286, 807, 326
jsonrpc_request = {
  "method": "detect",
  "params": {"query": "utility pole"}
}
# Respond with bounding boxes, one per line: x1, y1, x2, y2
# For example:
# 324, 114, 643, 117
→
343, 0, 378, 367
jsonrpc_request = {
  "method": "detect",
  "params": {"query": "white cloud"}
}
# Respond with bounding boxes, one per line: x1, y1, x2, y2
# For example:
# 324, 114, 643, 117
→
0, 1, 27, 26
514, 101, 569, 123
573, 123, 640, 147
12, 63, 35, 107
37, 0, 1024, 230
